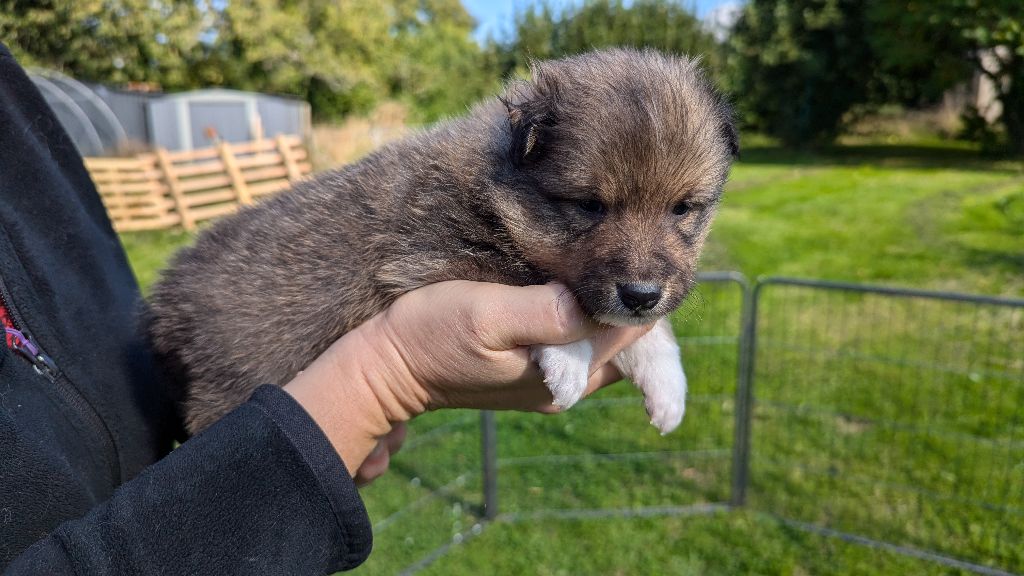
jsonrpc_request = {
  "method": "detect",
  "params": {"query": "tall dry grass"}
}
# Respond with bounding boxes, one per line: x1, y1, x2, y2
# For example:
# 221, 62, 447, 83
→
842, 102, 965, 144
309, 102, 409, 171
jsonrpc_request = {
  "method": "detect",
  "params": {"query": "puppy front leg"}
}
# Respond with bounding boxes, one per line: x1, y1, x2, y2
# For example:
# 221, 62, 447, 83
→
531, 340, 593, 409
613, 318, 687, 434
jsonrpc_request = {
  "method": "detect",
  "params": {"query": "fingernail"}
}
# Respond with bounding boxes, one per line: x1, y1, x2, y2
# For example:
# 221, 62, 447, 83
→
552, 288, 583, 330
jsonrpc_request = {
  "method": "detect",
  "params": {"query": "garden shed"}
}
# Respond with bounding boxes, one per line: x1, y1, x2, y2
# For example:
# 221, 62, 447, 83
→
145, 89, 311, 152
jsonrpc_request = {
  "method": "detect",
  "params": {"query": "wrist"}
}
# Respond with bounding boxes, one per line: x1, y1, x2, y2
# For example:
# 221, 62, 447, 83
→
349, 313, 433, 421
282, 313, 429, 475
283, 331, 389, 475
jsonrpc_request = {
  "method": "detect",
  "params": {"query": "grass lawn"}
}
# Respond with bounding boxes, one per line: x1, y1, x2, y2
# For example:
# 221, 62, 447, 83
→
119, 141, 1024, 575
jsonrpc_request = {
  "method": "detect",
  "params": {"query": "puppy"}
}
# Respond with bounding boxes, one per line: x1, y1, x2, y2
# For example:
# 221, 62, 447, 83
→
147, 48, 738, 435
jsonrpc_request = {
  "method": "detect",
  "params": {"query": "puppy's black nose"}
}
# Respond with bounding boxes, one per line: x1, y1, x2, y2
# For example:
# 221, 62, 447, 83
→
616, 282, 662, 312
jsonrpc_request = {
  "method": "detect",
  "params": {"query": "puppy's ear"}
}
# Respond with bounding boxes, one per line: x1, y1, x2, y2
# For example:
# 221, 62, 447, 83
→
720, 103, 740, 159
502, 67, 560, 167
504, 102, 549, 166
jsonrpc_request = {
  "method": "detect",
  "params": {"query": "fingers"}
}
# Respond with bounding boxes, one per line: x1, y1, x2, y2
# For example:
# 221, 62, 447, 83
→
379, 279, 653, 419
473, 283, 600, 349
469, 282, 652, 356
441, 380, 560, 413
532, 364, 625, 414
354, 422, 409, 487
587, 363, 625, 394
355, 357, 614, 485
385, 422, 407, 455
354, 441, 390, 487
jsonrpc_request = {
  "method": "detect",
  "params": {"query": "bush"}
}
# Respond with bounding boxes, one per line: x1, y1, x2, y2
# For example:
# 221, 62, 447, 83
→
309, 80, 378, 122
957, 105, 1005, 154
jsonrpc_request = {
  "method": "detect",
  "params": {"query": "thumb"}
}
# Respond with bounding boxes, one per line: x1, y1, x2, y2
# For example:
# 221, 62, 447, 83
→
476, 282, 600, 349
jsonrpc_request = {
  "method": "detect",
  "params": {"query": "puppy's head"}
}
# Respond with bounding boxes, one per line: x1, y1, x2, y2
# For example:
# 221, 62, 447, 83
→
495, 48, 738, 326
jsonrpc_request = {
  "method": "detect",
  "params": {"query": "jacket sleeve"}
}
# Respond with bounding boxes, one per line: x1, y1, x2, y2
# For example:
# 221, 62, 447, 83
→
3, 385, 373, 576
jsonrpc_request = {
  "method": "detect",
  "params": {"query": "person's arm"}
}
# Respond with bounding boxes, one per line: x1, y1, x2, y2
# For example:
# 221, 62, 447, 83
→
5, 384, 371, 575
4, 281, 645, 575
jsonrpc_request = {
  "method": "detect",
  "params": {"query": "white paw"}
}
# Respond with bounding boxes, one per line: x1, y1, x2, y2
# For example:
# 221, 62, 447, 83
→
645, 381, 686, 435
612, 317, 688, 434
530, 340, 593, 409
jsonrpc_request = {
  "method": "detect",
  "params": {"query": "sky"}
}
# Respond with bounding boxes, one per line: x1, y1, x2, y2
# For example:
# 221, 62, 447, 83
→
462, 0, 744, 43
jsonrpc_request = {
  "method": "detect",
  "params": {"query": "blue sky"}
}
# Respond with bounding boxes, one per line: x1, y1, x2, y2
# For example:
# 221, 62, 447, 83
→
462, 0, 741, 42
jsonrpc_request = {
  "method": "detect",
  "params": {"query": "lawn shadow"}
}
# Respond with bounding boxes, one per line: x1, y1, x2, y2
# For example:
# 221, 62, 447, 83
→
960, 246, 1024, 275
737, 143, 1023, 174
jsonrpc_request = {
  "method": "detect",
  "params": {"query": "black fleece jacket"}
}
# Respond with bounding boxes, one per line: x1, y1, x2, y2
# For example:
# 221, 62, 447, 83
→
0, 44, 372, 574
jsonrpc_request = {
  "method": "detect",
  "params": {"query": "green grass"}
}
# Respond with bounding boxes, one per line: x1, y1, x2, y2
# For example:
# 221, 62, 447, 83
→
119, 228, 195, 294
705, 144, 1024, 296
119, 141, 1024, 575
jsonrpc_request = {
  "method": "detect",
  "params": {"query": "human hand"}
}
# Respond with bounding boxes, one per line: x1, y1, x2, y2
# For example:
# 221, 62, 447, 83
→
353, 422, 406, 487
285, 281, 652, 477
369, 281, 652, 416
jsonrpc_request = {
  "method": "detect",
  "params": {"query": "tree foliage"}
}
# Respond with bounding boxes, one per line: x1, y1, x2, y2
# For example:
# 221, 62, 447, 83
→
728, 0, 875, 147
379, 0, 501, 121
501, 0, 719, 79
5, 0, 1020, 147
867, 0, 1024, 152
0, 0, 204, 88
731, 0, 1024, 150
200, 0, 497, 121
0, 0, 495, 121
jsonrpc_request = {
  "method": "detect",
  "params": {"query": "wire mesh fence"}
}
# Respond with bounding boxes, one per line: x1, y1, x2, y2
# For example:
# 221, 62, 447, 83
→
349, 274, 1024, 576
745, 278, 1024, 575
353, 407, 483, 576
489, 272, 747, 522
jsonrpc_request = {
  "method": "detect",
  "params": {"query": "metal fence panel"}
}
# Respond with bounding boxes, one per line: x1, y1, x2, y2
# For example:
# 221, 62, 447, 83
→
350, 274, 1024, 575
351, 273, 747, 575
747, 278, 1024, 574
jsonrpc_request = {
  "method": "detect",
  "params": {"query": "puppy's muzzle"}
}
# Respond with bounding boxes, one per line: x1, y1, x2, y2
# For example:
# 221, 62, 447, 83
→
616, 282, 662, 312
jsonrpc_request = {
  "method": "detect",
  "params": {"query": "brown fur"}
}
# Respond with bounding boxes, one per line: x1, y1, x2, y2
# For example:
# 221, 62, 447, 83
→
147, 48, 738, 434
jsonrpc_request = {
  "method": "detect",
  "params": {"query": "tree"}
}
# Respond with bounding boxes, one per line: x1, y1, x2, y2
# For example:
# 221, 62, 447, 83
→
198, 0, 494, 121
1, 0, 495, 122
502, 0, 718, 80
380, 0, 501, 121
198, 0, 394, 117
868, 0, 1024, 152
728, 0, 875, 147
863, 2, 971, 107
0, 0, 204, 89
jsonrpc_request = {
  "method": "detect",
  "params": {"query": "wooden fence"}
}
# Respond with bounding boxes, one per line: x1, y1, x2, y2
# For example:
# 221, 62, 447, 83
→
84, 135, 312, 232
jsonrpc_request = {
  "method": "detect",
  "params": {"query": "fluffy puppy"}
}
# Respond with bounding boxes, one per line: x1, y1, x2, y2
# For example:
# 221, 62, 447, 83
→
148, 48, 738, 435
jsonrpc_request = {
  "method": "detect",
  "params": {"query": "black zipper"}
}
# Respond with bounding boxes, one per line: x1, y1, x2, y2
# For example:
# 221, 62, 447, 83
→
0, 275, 121, 485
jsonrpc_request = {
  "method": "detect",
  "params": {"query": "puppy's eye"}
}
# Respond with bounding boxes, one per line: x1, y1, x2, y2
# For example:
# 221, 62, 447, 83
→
672, 201, 692, 216
576, 199, 607, 215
